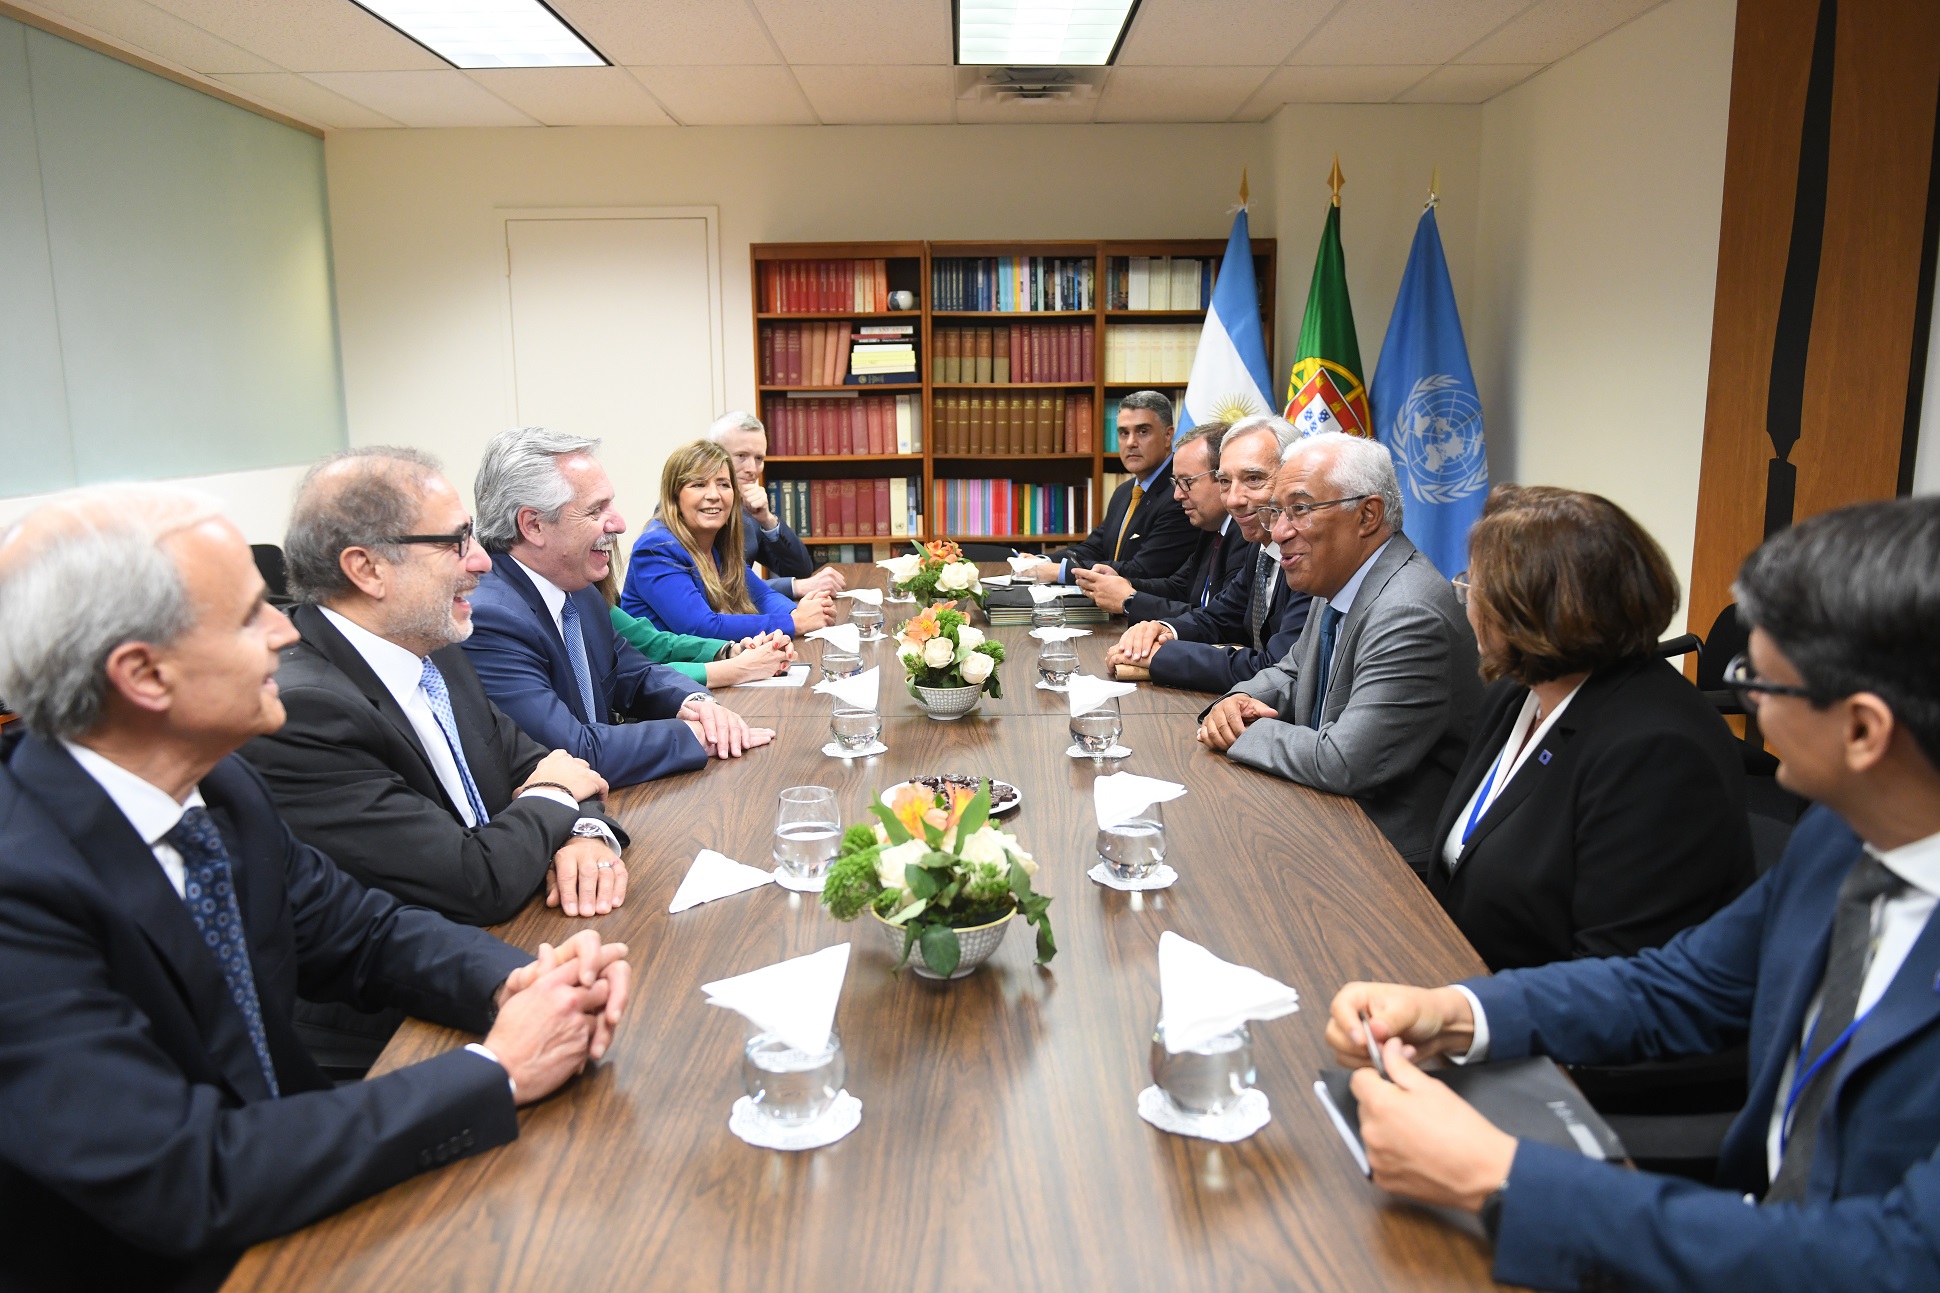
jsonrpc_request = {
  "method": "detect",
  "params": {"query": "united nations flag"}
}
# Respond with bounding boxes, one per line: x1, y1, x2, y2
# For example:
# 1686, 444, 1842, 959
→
1371, 202, 1488, 581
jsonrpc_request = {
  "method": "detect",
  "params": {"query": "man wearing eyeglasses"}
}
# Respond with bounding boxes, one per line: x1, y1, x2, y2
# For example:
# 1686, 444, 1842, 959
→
1198, 431, 1479, 872
1028, 389, 1199, 586
1321, 497, 1940, 1292
1071, 421, 1245, 619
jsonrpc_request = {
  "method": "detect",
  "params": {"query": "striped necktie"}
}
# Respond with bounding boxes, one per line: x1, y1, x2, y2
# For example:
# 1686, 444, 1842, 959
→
1247, 548, 1276, 650
1112, 481, 1143, 561
164, 808, 279, 1096
559, 597, 601, 722
418, 657, 491, 826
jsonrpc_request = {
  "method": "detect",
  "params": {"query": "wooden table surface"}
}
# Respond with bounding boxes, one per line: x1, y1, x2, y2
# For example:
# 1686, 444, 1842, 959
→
226, 566, 1503, 1293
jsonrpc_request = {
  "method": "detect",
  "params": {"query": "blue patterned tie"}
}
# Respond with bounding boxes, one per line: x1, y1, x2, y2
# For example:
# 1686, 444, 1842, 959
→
418, 657, 491, 826
165, 807, 279, 1097
559, 597, 601, 722
1309, 604, 1344, 728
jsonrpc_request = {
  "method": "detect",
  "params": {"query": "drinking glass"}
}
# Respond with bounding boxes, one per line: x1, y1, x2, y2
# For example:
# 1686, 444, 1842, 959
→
830, 706, 882, 752
1037, 639, 1078, 689
1069, 697, 1123, 756
1150, 1022, 1255, 1118
1097, 802, 1167, 880
852, 602, 886, 641
773, 785, 840, 880
819, 650, 863, 681
742, 1028, 845, 1126
886, 582, 916, 604
1031, 602, 1066, 631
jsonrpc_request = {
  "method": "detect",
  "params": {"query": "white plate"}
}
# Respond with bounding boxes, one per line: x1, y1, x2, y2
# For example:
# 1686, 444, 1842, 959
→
879, 775, 1022, 816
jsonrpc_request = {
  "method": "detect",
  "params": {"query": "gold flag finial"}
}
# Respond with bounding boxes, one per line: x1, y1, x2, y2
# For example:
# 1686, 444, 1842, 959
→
1426, 165, 1440, 210
1328, 154, 1344, 207
1239, 166, 1249, 207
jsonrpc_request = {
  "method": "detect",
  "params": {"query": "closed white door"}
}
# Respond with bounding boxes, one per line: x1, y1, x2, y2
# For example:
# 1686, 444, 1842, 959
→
505, 216, 720, 526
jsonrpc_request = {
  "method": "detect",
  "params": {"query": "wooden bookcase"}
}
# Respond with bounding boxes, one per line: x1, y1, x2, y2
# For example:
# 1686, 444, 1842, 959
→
749, 237, 1276, 553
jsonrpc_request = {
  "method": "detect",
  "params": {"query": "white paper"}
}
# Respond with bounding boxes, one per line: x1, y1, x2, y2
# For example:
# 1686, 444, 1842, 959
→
669, 848, 775, 913
703, 943, 851, 1055
1008, 552, 1040, 576
1157, 931, 1299, 1054
812, 664, 880, 711
1068, 673, 1136, 717
1029, 626, 1091, 642
737, 663, 811, 689
836, 587, 884, 605
1027, 584, 1069, 604
982, 574, 1013, 586
806, 623, 861, 653
1094, 771, 1187, 829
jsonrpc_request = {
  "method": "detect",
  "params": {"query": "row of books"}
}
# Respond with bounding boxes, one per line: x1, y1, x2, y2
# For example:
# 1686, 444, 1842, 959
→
807, 543, 883, 564
770, 477, 923, 540
759, 258, 895, 314
759, 321, 919, 387
934, 392, 1095, 456
934, 324, 1095, 384
851, 322, 918, 381
931, 256, 1096, 312
1100, 390, 1185, 452
1104, 256, 1217, 311
1102, 325, 1201, 384
931, 478, 1092, 539
762, 393, 923, 456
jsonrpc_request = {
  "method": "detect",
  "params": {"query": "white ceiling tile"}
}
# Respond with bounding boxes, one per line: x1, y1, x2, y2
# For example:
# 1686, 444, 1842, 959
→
792, 64, 954, 124
747, 0, 951, 65
1293, 0, 1531, 65
303, 70, 540, 126
143, 0, 446, 71
1238, 64, 1433, 113
26, 0, 280, 73
1115, 0, 1335, 68
1396, 62, 1544, 102
1458, 0, 1661, 63
212, 71, 403, 127
469, 66, 675, 124
627, 64, 815, 124
1094, 65, 1273, 123
551, 0, 779, 65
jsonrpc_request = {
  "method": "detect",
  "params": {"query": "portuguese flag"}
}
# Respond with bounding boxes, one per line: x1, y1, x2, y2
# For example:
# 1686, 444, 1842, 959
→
1285, 164, 1370, 437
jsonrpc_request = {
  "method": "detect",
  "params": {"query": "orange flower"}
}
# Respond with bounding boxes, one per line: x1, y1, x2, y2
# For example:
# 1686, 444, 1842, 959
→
923, 539, 963, 564
890, 782, 973, 837
904, 609, 939, 643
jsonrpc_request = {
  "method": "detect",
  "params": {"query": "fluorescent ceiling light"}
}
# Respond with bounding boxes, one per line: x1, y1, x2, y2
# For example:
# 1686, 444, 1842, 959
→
956, 0, 1141, 67
349, 0, 607, 69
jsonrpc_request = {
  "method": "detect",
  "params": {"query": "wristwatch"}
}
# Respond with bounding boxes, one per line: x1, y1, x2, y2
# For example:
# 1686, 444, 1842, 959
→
1480, 1181, 1508, 1241
570, 817, 621, 853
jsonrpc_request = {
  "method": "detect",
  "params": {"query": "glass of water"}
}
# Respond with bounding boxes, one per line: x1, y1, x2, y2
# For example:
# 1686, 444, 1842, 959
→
830, 706, 882, 753
1150, 1022, 1256, 1118
1097, 802, 1166, 880
1070, 696, 1123, 756
773, 785, 840, 880
742, 1028, 845, 1126
886, 580, 915, 604
852, 602, 886, 641
820, 650, 863, 681
1037, 639, 1078, 689
1031, 602, 1066, 631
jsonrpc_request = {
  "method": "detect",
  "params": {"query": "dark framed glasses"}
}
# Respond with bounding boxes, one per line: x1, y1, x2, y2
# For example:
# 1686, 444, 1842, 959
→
385, 520, 476, 557
1721, 653, 1816, 707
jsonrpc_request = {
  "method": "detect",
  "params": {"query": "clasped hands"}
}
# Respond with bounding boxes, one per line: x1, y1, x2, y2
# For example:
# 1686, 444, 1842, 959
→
1325, 981, 1519, 1214
679, 695, 775, 759
485, 929, 631, 1106
1195, 694, 1278, 750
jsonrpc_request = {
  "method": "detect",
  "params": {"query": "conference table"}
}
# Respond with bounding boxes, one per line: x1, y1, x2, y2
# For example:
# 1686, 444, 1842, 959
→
226, 565, 1505, 1293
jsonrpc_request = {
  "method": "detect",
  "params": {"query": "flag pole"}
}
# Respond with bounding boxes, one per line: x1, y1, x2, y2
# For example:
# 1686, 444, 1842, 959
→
1426, 165, 1440, 211
1328, 155, 1344, 207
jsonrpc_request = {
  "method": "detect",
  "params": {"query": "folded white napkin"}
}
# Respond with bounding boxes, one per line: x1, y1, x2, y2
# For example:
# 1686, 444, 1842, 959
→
736, 663, 811, 689
1094, 771, 1187, 829
1029, 626, 1091, 642
982, 574, 1013, 586
669, 849, 775, 913
1008, 552, 1040, 576
1028, 584, 1066, 604
703, 943, 851, 1055
812, 664, 879, 711
1068, 673, 1136, 717
806, 623, 861, 653
1157, 931, 1299, 1054
836, 587, 884, 605
878, 553, 922, 583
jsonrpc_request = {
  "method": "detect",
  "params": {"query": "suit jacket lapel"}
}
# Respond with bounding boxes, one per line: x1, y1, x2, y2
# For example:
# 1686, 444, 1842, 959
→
292, 604, 446, 785
1291, 603, 1328, 724
489, 553, 585, 719
1831, 904, 1940, 1109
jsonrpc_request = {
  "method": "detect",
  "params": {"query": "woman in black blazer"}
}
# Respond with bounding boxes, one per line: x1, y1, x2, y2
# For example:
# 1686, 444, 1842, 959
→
1430, 485, 1754, 971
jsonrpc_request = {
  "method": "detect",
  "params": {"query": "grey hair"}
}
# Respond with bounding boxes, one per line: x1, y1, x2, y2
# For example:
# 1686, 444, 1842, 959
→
1118, 389, 1174, 426
284, 446, 442, 603
1222, 414, 1301, 465
706, 411, 765, 443
1294, 431, 1404, 532
0, 486, 222, 739
475, 426, 602, 554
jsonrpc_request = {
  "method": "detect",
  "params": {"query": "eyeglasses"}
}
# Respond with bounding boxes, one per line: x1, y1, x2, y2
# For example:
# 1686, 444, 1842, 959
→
1214, 470, 1275, 491
1171, 469, 1216, 495
1252, 495, 1373, 530
1721, 653, 1817, 708
386, 520, 476, 558
1451, 573, 1471, 606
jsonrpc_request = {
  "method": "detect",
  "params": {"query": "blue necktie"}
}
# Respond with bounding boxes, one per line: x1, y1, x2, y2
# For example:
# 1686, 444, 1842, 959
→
164, 807, 279, 1097
1309, 605, 1344, 728
1199, 531, 1223, 609
559, 598, 601, 723
418, 657, 491, 827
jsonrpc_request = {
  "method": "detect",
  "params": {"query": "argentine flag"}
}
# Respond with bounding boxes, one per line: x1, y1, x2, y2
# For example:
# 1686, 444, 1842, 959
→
1179, 209, 1274, 433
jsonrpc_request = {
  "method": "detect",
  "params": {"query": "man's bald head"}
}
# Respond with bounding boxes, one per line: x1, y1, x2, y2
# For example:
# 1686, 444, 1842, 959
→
283, 447, 444, 604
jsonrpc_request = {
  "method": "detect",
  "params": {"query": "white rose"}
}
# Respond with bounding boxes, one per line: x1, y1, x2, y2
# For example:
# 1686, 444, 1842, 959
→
921, 636, 956, 669
959, 824, 1035, 877
936, 561, 978, 592
959, 650, 994, 685
954, 625, 985, 652
875, 839, 929, 891
882, 553, 922, 583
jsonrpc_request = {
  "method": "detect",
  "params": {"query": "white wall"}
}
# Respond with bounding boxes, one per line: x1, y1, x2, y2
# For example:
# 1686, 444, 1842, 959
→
1469, 0, 1739, 630
0, 462, 308, 544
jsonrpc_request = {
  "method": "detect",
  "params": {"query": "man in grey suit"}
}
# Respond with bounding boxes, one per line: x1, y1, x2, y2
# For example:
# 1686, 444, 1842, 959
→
1199, 432, 1479, 874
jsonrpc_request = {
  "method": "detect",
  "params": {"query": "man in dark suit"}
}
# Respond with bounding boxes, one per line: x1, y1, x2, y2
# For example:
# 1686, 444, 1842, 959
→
1326, 497, 1940, 1292
1109, 415, 1316, 693
709, 410, 844, 599
0, 486, 629, 1292
244, 449, 629, 927
1071, 420, 1244, 620
462, 426, 770, 789
1030, 389, 1199, 585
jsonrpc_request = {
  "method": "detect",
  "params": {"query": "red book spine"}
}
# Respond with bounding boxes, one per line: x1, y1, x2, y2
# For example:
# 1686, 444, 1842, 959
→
1082, 323, 1095, 382
871, 397, 888, 455
760, 328, 774, 386
839, 479, 857, 538
858, 479, 876, 537
874, 478, 890, 535
848, 399, 863, 455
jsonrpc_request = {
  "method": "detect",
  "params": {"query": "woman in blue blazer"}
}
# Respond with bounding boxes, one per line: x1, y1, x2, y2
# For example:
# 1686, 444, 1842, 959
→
620, 441, 836, 640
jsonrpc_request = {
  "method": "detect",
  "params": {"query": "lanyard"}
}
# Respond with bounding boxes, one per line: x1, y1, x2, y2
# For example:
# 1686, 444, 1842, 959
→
1779, 1010, 1872, 1154
1460, 744, 1510, 845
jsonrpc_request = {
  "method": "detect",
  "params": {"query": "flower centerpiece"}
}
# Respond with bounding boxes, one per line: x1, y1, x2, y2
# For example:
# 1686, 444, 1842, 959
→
896, 601, 1004, 718
822, 779, 1056, 978
881, 540, 985, 610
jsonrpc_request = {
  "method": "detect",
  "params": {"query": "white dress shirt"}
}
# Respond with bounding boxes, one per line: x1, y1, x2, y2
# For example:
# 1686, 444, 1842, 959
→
1438, 681, 1585, 871
61, 741, 199, 897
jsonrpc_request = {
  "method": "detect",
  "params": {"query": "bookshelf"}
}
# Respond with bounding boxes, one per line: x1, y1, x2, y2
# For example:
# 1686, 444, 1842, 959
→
748, 237, 1276, 554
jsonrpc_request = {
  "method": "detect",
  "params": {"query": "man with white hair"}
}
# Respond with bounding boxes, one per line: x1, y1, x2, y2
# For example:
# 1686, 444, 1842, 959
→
0, 486, 631, 1290
707, 411, 844, 598
1198, 432, 1481, 872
